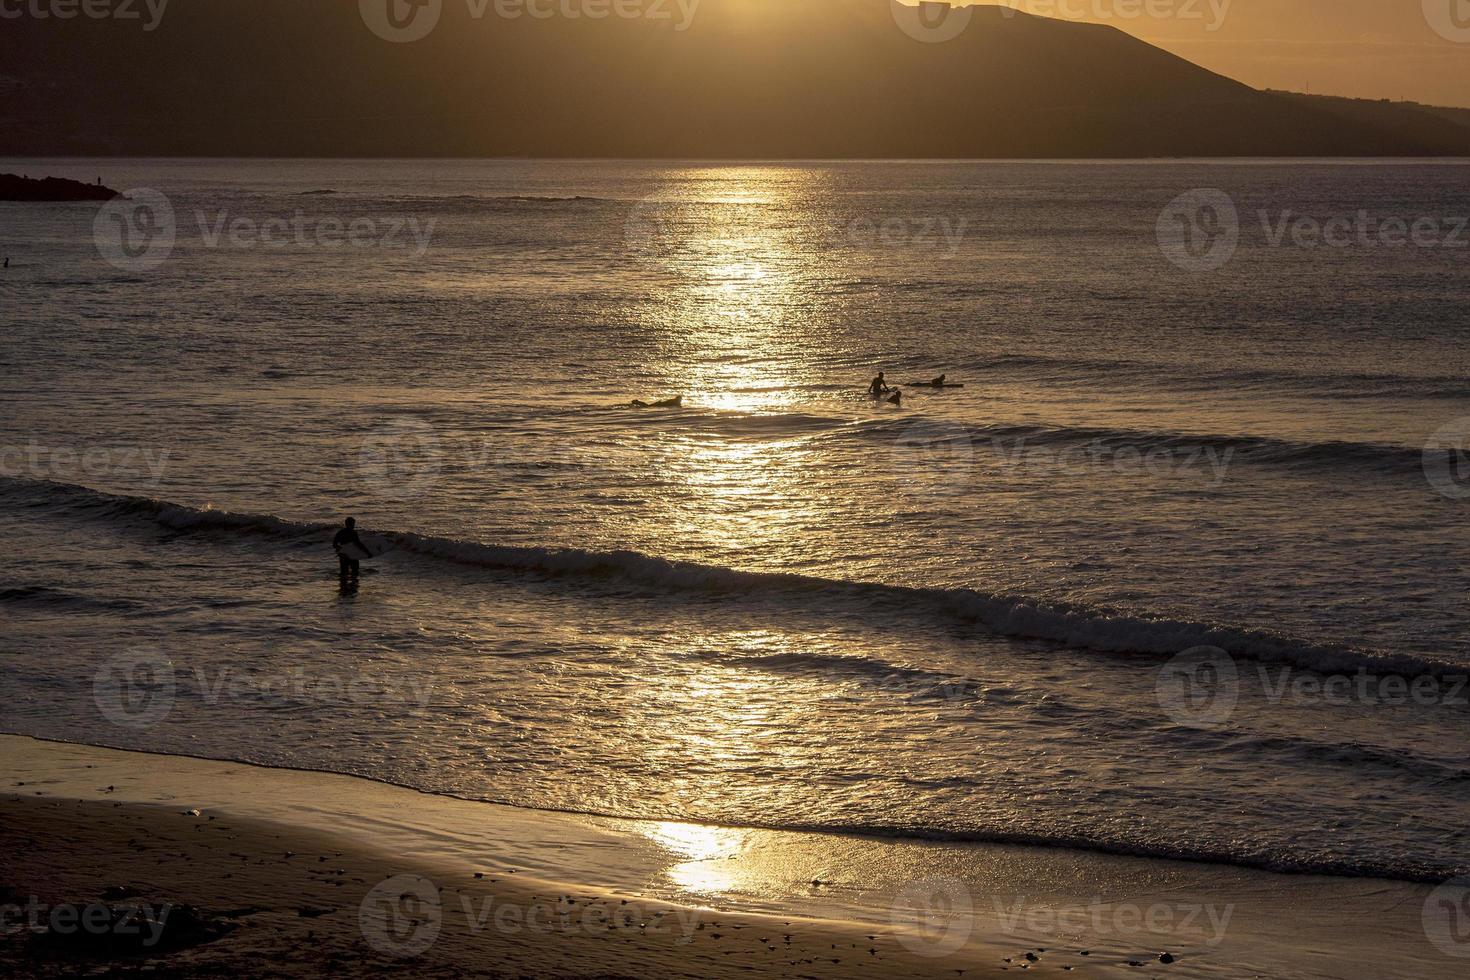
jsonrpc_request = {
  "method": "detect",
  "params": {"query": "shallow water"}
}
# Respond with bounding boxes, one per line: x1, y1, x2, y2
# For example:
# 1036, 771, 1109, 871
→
2, 158, 1469, 885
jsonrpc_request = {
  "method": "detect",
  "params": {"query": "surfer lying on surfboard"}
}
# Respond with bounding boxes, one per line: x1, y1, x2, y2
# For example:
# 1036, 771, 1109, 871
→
630, 396, 683, 408
902, 374, 964, 388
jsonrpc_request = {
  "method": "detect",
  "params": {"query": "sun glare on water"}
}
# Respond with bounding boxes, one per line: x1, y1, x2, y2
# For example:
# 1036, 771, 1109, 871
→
643, 821, 751, 896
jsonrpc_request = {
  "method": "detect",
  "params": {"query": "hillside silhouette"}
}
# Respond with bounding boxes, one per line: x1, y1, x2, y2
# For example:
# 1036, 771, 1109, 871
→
4, 0, 1469, 157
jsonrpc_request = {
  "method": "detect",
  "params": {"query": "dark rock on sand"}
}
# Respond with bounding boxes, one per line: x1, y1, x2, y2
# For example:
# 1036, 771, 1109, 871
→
0, 173, 121, 202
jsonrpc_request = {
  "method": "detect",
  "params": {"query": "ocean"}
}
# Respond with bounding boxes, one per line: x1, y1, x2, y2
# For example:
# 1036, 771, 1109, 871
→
2, 158, 1469, 888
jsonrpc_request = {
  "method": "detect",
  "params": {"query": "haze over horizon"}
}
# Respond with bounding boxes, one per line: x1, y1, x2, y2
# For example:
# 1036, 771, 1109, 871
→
995, 0, 1470, 108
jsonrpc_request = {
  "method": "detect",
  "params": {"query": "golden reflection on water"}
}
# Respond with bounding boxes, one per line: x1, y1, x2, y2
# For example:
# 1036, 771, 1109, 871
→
637, 168, 853, 558
617, 170, 866, 855
650, 167, 840, 415
643, 821, 752, 896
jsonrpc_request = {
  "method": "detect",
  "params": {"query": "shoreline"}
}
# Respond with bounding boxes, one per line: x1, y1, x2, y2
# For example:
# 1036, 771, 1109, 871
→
2, 736, 1461, 978
10, 728, 1451, 887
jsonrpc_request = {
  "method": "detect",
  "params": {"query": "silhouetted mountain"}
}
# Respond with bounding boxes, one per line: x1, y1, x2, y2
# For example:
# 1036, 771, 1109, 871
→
3, 0, 1469, 157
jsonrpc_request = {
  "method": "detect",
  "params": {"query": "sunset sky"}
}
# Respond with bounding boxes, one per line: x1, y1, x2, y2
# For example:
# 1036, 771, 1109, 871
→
1001, 0, 1470, 106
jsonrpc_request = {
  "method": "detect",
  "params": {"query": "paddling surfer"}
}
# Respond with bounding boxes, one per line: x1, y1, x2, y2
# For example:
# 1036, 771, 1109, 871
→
333, 517, 367, 582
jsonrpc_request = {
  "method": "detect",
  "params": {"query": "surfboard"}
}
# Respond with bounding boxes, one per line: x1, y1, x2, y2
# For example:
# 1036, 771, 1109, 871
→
335, 533, 393, 561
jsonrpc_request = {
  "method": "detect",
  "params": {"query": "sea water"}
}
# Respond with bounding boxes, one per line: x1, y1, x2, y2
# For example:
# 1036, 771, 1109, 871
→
2, 158, 1469, 885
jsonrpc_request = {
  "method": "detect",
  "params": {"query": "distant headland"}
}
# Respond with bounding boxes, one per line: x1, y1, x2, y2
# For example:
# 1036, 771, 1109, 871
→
0, 173, 121, 202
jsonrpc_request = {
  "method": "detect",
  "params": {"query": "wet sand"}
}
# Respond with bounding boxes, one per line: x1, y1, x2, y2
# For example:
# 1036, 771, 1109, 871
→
4, 793, 1002, 978
0, 736, 1457, 978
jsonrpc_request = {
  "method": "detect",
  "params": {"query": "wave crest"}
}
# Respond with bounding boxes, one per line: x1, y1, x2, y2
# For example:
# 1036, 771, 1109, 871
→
4, 476, 1456, 683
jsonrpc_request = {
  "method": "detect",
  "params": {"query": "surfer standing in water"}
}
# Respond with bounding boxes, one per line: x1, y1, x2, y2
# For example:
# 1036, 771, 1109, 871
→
333, 517, 366, 583
868, 371, 890, 396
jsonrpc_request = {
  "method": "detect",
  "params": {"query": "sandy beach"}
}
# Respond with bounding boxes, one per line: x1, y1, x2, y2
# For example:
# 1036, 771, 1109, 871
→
2, 736, 1458, 978
7, 795, 980, 979
3, 739, 1014, 979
